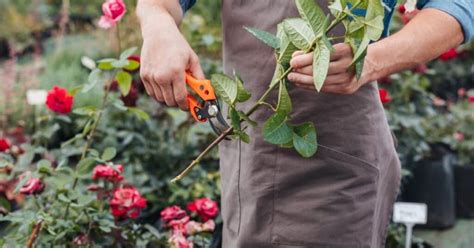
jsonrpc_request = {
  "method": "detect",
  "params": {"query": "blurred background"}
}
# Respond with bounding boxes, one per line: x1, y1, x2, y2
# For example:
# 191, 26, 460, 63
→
0, 0, 472, 247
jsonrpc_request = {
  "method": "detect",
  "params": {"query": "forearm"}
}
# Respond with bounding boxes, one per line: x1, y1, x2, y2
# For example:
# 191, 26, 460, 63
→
363, 8, 464, 83
136, 0, 183, 38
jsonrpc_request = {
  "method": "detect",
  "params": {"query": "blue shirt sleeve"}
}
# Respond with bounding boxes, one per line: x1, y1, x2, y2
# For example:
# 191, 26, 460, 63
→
179, 0, 197, 13
418, 0, 473, 43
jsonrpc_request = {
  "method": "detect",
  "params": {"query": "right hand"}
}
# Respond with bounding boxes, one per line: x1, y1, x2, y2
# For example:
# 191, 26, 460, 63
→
139, 10, 205, 110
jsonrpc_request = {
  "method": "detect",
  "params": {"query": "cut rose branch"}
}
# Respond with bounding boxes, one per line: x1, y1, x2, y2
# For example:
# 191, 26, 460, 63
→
171, 0, 386, 182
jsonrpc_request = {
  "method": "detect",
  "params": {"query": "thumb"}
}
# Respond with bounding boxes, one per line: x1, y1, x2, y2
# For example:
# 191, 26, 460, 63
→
188, 53, 206, 80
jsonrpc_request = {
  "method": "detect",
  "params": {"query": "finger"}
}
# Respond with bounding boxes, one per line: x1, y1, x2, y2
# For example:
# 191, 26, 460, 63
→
330, 43, 352, 61
150, 83, 164, 102
288, 72, 313, 85
321, 83, 354, 94
160, 82, 177, 107
294, 65, 312, 75
324, 73, 353, 86
172, 73, 188, 110
189, 53, 205, 80
292, 50, 305, 58
327, 57, 353, 75
290, 52, 313, 69
294, 82, 315, 91
141, 74, 155, 98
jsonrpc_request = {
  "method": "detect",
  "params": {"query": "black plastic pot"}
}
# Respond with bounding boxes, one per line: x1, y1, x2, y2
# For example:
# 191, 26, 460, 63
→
403, 149, 456, 229
454, 165, 474, 218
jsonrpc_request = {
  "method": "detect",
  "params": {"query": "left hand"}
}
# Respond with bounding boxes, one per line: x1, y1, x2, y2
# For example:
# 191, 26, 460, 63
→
288, 43, 364, 94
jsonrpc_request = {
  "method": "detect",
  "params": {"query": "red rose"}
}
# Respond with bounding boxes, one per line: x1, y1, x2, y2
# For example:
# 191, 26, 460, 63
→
379, 89, 392, 104
397, 5, 406, 14
169, 216, 190, 235
0, 138, 10, 152
109, 187, 147, 219
439, 48, 458, 61
187, 198, 219, 222
46, 86, 74, 114
412, 63, 428, 74
468, 96, 474, 103
161, 205, 187, 223
20, 177, 44, 195
98, 0, 127, 29
92, 164, 124, 182
121, 84, 139, 107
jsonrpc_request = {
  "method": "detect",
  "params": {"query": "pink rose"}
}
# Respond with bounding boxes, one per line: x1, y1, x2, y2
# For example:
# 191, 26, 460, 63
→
185, 220, 215, 235
454, 132, 465, 142
169, 216, 190, 235
187, 198, 219, 222
92, 164, 124, 182
161, 205, 187, 223
109, 187, 147, 219
98, 0, 126, 29
168, 233, 193, 248
20, 177, 44, 195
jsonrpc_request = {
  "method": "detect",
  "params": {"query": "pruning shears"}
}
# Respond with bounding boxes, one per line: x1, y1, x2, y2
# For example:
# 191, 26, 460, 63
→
185, 73, 230, 136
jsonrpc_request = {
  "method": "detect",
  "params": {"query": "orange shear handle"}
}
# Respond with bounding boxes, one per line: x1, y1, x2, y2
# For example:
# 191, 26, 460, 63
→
185, 73, 217, 122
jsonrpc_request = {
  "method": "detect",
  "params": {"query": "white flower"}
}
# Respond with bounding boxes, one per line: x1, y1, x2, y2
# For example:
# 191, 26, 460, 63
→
26, 90, 47, 105
404, 0, 417, 12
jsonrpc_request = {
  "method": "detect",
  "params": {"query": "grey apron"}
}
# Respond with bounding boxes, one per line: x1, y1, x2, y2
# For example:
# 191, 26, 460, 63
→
218, 1, 401, 247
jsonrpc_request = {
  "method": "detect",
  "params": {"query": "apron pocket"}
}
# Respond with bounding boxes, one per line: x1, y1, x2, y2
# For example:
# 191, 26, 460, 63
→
271, 145, 379, 247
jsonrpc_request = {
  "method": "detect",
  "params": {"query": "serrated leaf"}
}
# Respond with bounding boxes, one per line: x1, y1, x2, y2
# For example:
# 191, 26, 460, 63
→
292, 122, 317, 158
277, 81, 292, 114
313, 39, 331, 91
115, 71, 132, 96
282, 18, 315, 50
237, 111, 257, 126
101, 147, 117, 161
128, 107, 150, 120
244, 27, 280, 49
263, 111, 293, 145
81, 56, 96, 70
234, 73, 251, 102
211, 74, 238, 105
277, 23, 298, 67
76, 158, 96, 176
83, 69, 102, 93
37, 159, 53, 175
119, 47, 138, 61
296, 0, 326, 35
229, 108, 241, 131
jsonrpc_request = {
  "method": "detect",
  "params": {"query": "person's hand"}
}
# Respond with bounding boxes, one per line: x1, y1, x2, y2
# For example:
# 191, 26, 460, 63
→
139, 9, 204, 110
288, 43, 364, 94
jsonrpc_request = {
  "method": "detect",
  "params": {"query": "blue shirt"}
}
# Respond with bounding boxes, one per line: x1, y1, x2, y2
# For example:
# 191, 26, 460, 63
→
179, 0, 473, 43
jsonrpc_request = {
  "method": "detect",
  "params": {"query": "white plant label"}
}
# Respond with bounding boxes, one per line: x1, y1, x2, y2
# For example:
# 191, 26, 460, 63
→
393, 202, 427, 224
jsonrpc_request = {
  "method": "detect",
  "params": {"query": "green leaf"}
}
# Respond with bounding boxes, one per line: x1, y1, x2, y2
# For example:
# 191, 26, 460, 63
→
277, 24, 298, 66
282, 18, 315, 50
295, 0, 326, 35
263, 111, 293, 145
37, 159, 53, 175
329, 0, 347, 16
128, 107, 150, 120
101, 147, 117, 161
313, 39, 331, 92
124, 60, 140, 71
292, 122, 317, 158
119, 47, 138, 61
81, 56, 96, 70
73, 106, 97, 116
234, 73, 251, 102
14, 173, 31, 193
277, 81, 292, 114
0, 196, 11, 212
83, 69, 102, 93
271, 63, 285, 87
211, 74, 238, 105
365, 16, 384, 41
351, 33, 370, 65
237, 131, 250, 143
244, 27, 280, 49
237, 111, 257, 126
76, 158, 96, 176
229, 108, 241, 131
111, 59, 129, 68
115, 71, 132, 96
97, 58, 116, 70
69, 85, 83, 96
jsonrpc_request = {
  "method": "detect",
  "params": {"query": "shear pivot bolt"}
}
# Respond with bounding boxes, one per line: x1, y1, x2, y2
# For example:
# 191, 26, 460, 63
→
208, 105, 219, 117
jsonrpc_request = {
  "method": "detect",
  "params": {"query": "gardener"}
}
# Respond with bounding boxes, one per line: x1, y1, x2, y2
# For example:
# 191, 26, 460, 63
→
137, 0, 473, 247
